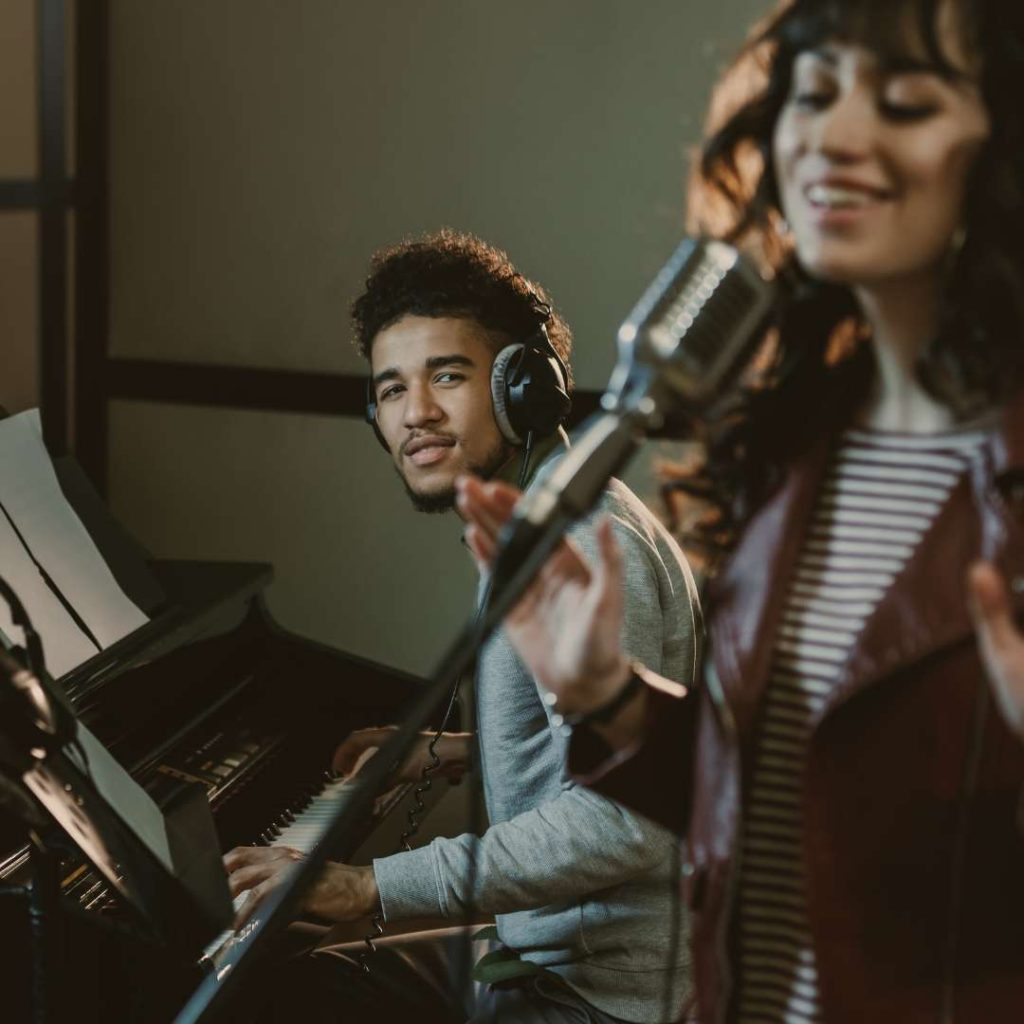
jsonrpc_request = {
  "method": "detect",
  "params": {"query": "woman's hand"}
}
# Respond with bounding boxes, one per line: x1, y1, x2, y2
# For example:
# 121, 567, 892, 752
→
968, 561, 1024, 740
455, 474, 631, 715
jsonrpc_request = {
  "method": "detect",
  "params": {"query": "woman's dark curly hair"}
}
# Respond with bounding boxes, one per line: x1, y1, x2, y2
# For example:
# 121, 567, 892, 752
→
681, 0, 1024, 555
350, 229, 573, 389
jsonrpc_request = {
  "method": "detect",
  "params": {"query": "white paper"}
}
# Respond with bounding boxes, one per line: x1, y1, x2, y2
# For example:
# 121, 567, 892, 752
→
67, 719, 175, 873
0, 409, 149, 676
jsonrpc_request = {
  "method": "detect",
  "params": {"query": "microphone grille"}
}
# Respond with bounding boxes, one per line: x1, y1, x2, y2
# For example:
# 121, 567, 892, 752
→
618, 238, 774, 410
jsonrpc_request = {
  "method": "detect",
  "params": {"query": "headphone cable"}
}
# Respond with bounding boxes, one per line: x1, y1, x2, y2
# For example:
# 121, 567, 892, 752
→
517, 432, 535, 491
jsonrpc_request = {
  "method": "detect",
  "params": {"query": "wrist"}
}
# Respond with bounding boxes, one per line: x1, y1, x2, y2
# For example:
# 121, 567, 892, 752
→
360, 865, 380, 917
589, 679, 648, 751
545, 660, 644, 736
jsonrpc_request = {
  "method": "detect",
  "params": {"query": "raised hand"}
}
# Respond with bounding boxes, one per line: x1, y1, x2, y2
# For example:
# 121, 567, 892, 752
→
455, 474, 631, 715
968, 561, 1024, 740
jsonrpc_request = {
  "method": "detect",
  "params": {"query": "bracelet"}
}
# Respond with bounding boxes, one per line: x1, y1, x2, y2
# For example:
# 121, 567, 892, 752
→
545, 666, 645, 733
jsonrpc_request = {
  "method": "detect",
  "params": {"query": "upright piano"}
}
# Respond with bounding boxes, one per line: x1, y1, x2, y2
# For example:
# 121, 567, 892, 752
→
0, 460, 432, 1022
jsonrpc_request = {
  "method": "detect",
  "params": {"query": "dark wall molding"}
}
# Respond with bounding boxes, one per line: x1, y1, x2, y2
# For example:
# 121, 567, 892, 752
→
104, 358, 604, 427
0, 179, 75, 209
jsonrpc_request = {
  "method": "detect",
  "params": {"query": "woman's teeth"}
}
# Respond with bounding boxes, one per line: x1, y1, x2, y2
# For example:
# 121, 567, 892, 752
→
806, 184, 876, 209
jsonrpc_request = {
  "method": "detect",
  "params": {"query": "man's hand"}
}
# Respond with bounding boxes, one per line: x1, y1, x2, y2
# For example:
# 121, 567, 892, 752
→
223, 845, 379, 929
968, 561, 1024, 740
332, 726, 472, 784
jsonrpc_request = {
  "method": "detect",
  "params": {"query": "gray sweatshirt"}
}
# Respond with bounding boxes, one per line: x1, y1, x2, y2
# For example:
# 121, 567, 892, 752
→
373, 462, 699, 1022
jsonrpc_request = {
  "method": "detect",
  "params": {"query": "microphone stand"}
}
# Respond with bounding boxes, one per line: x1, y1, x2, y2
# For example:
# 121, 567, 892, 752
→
172, 405, 655, 1024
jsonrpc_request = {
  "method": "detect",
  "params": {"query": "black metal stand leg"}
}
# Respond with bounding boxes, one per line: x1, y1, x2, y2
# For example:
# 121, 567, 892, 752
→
28, 835, 62, 1024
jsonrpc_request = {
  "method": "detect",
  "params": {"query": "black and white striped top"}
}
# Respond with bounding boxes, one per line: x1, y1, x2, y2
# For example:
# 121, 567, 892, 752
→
735, 427, 985, 1024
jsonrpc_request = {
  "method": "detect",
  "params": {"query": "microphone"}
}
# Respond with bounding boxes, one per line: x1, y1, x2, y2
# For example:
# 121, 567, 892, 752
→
489, 237, 773, 589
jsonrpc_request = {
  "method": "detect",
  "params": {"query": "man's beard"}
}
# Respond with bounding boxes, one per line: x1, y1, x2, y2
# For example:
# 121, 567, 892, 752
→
399, 439, 514, 514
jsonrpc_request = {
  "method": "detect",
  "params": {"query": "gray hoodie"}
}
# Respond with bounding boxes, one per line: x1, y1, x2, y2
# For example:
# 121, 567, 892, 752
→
374, 453, 699, 1022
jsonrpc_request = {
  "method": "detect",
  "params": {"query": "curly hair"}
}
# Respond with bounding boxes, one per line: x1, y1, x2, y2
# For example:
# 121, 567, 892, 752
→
678, 0, 1024, 555
350, 229, 573, 389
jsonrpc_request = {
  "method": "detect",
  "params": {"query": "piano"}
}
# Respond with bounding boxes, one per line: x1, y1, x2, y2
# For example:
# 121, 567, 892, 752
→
0, 459, 437, 1023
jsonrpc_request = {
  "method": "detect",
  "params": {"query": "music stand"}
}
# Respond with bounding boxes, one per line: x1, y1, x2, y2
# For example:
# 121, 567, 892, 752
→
0, 642, 234, 1022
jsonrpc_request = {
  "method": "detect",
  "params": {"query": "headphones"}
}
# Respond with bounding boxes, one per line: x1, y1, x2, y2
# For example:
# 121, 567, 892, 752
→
365, 302, 572, 451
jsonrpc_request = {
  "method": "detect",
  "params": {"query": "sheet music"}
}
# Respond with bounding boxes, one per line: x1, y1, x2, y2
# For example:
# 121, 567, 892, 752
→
0, 410, 149, 677
68, 719, 175, 873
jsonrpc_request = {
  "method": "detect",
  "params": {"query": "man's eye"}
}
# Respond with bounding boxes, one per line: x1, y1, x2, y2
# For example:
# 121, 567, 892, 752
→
435, 372, 465, 385
379, 385, 403, 401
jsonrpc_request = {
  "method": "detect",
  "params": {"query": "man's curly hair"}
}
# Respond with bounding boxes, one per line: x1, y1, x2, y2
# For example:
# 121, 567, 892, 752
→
350, 229, 573, 388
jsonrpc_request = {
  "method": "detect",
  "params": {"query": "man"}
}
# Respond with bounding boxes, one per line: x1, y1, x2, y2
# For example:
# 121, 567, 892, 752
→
226, 230, 701, 1023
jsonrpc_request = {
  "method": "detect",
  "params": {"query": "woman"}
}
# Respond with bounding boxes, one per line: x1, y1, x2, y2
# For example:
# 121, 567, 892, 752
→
457, 0, 1024, 1021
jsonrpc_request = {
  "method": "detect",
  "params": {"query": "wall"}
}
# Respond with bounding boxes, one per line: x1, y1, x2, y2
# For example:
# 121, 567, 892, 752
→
106, 0, 772, 677
0, 0, 39, 416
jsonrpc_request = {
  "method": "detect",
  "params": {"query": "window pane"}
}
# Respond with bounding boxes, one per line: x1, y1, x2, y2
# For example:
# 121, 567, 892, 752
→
0, 0, 38, 177
0, 212, 39, 415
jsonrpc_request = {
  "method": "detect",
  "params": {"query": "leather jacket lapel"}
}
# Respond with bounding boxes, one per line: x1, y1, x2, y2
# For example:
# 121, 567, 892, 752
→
708, 437, 831, 749
824, 434, 1024, 715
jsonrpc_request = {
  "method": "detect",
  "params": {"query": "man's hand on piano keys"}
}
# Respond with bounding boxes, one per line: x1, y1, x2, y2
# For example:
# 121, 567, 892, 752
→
223, 845, 379, 929
332, 726, 473, 786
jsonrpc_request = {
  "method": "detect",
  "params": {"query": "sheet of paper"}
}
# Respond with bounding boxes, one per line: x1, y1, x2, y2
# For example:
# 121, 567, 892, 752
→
0, 511, 100, 676
0, 409, 149, 676
69, 719, 174, 873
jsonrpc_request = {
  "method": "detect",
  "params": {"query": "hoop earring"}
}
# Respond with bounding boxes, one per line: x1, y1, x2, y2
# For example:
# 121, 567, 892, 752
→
945, 225, 968, 279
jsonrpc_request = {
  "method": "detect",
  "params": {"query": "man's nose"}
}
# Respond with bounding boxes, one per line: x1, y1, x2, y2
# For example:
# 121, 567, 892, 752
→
403, 383, 444, 428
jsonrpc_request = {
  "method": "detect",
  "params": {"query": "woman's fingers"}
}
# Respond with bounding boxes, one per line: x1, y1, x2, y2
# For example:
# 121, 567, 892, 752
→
465, 523, 497, 572
456, 476, 519, 541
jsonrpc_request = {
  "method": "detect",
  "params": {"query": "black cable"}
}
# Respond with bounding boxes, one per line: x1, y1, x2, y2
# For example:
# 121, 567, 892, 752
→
357, 582, 493, 976
517, 431, 535, 490
360, 437, 539, 1006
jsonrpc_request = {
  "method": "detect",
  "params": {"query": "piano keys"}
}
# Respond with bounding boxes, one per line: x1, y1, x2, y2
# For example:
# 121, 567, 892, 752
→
0, 557, 437, 1023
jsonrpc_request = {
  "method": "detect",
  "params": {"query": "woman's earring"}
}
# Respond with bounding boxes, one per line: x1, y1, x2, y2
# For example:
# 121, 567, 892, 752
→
949, 225, 968, 264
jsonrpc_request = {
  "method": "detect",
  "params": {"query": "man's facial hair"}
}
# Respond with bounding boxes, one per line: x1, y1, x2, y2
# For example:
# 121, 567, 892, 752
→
400, 438, 515, 514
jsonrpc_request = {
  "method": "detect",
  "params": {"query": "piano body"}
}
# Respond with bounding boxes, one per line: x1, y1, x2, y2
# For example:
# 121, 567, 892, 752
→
0, 459, 435, 1022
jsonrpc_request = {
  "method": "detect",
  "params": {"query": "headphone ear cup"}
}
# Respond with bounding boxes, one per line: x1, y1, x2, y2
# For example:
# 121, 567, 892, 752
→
365, 382, 391, 451
490, 344, 526, 443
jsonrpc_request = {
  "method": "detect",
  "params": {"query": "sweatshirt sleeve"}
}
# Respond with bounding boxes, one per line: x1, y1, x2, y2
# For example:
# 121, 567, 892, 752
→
373, 784, 678, 921
374, 498, 694, 922
558, 491, 698, 836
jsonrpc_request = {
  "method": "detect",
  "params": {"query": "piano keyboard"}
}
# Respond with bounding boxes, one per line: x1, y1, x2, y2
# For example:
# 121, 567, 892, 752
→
201, 764, 408, 966
201, 771, 357, 963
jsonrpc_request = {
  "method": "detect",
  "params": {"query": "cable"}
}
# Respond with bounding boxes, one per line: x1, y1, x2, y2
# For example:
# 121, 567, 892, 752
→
517, 431, 535, 490
358, 435, 542, 1013
357, 581, 494, 976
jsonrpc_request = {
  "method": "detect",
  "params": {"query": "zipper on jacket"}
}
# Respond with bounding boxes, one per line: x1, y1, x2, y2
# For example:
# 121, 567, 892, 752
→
705, 660, 742, 1024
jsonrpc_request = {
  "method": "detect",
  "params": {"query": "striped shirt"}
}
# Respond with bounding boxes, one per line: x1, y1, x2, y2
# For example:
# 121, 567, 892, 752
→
735, 427, 985, 1024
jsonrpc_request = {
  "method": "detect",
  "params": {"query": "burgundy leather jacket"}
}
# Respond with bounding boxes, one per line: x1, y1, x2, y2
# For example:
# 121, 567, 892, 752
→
572, 403, 1024, 1023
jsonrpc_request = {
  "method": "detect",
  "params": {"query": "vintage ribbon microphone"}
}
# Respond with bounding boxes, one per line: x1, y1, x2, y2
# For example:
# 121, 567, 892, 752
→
173, 237, 774, 1024
488, 237, 774, 598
